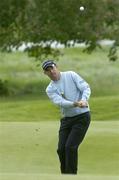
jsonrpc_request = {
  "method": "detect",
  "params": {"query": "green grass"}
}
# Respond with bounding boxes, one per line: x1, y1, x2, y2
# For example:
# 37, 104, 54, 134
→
0, 47, 119, 96
0, 96, 60, 122
0, 48, 119, 180
59, 47, 119, 97
0, 174, 119, 180
0, 95, 119, 122
90, 95, 119, 120
0, 121, 119, 179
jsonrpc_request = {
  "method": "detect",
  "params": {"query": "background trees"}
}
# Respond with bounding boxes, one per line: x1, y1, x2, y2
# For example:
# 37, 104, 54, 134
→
0, 0, 119, 60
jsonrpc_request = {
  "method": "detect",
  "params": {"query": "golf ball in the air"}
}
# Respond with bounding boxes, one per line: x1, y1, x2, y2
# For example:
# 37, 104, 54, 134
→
80, 6, 84, 11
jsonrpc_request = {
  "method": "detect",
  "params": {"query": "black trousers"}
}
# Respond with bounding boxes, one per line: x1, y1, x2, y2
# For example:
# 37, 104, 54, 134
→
57, 112, 91, 174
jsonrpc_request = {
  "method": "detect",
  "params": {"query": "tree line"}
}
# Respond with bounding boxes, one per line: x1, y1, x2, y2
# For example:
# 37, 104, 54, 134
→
0, 0, 119, 61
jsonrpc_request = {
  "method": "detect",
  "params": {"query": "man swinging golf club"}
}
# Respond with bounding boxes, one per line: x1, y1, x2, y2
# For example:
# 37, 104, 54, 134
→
42, 60, 91, 174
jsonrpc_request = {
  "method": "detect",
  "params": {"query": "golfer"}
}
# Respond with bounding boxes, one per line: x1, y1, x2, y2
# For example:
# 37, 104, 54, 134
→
42, 60, 91, 174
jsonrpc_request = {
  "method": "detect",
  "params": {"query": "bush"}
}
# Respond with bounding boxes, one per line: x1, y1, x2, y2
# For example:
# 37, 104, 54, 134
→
0, 79, 9, 96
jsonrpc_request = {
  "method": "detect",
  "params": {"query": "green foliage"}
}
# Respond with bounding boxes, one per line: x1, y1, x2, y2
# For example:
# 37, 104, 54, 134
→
26, 45, 61, 62
0, 0, 27, 49
108, 43, 118, 61
0, 0, 119, 60
0, 79, 9, 96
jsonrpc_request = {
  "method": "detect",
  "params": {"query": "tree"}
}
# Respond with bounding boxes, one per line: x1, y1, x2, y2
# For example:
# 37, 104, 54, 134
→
0, 0, 119, 61
0, 0, 27, 48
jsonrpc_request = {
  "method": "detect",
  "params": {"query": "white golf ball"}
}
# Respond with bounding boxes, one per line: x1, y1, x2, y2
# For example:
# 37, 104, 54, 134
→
80, 6, 84, 11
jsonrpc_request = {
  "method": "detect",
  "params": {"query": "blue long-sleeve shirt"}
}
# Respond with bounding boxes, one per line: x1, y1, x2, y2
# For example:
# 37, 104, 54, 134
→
46, 71, 91, 117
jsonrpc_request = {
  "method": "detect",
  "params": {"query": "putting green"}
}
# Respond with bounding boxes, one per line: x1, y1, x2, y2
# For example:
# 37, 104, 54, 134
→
0, 121, 119, 179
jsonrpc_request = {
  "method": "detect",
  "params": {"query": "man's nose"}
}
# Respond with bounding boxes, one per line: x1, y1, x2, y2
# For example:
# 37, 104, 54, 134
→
50, 69, 54, 73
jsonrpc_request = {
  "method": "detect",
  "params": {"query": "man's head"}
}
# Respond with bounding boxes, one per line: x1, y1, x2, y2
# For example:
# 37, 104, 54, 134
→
42, 60, 60, 81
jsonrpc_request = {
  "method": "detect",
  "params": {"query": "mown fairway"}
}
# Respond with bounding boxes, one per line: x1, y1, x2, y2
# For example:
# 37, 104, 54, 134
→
0, 121, 119, 180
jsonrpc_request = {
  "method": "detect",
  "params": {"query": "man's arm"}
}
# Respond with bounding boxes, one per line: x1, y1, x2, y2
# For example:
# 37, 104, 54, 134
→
46, 88, 74, 108
46, 88, 88, 108
71, 71, 91, 107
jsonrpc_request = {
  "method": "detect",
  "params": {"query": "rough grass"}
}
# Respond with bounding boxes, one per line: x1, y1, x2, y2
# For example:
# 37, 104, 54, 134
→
59, 47, 119, 97
0, 47, 119, 96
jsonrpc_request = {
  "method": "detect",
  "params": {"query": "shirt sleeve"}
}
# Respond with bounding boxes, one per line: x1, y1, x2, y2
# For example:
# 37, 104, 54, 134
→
71, 71, 91, 101
46, 84, 74, 108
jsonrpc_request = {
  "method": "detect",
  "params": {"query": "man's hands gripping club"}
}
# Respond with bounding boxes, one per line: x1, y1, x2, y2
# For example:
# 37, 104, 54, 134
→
61, 93, 88, 108
73, 100, 88, 108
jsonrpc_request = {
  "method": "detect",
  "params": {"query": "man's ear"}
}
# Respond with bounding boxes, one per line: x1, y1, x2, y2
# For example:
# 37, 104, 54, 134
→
44, 70, 46, 74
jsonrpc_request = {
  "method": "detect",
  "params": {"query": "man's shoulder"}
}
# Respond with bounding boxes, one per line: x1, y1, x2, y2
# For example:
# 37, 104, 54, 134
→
46, 81, 52, 89
46, 81, 55, 92
61, 71, 76, 76
61, 71, 78, 79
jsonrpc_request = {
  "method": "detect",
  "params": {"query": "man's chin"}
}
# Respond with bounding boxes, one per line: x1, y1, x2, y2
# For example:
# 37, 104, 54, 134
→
51, 76, 59, 81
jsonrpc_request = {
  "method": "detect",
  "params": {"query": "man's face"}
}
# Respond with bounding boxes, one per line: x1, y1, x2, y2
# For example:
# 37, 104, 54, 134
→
44, 65, 60, 81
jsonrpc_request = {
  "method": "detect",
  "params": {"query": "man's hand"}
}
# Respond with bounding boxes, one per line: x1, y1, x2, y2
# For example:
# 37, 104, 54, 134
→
73, 100, 88, 108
